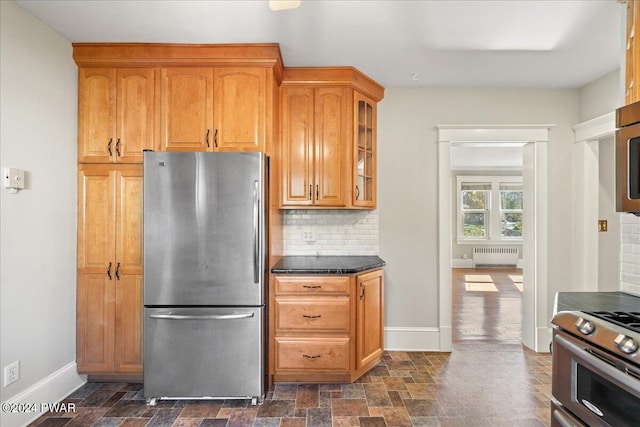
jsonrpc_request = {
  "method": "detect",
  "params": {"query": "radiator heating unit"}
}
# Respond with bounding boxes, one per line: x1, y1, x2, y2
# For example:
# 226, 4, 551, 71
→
472, 247, 519, 267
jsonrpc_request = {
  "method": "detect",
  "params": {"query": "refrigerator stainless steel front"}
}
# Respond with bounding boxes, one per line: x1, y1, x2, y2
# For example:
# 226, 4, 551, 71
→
143, 151, 267, 406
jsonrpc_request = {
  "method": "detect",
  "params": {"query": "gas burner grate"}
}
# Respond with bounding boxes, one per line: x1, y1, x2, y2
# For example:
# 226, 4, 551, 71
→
585, 311, 640, 333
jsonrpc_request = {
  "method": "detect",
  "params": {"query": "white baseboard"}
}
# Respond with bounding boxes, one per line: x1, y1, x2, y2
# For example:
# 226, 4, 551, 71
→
0, 362, 86, 427
452, 258, 473, 268
536, 327, 552, 353
384, 327, 442, 351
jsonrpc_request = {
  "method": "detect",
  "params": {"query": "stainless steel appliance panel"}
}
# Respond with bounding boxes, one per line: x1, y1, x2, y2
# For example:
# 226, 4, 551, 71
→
143, 152, 266, 306
552, 330, 640, 427
144, 307, 264, 398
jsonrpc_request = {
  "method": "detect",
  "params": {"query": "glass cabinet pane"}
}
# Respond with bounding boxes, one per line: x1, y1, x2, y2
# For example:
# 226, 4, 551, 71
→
354, 96, 376, 206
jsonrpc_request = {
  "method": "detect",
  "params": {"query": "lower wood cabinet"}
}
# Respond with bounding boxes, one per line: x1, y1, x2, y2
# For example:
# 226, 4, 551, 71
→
76, 164, 143, 378
270, 269, 383, 383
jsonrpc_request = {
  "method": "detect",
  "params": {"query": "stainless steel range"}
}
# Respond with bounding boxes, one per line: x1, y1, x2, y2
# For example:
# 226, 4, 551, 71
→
551, 311, 640, 427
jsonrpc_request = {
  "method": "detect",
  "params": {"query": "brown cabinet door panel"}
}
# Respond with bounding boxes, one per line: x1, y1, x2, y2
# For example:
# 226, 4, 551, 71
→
314, 88, 348, 207
281, 87, 314, 205
115, 167, 143, 275
77, 166, 115, 272
77, 273, 115, 373
78, 68, 116, 163
115, 274, 143, 373
116, 68, 156, 162
213, 68, 266, 151
356, 269, 384, 370
160, 68, 213, 151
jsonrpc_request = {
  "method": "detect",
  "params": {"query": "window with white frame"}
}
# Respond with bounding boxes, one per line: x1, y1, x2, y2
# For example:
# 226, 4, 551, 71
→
457, 176, 522, 243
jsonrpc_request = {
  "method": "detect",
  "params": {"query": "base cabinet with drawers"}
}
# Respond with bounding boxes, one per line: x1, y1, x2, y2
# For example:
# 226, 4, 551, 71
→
270, 269, 384, 383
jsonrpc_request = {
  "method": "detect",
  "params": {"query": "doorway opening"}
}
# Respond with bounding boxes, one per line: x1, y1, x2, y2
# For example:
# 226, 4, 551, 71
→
437, 125, 551, 353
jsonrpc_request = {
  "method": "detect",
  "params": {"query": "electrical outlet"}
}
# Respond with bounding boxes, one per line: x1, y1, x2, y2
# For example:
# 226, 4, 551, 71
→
302, 230, 315, 242
4, 360, 19, 387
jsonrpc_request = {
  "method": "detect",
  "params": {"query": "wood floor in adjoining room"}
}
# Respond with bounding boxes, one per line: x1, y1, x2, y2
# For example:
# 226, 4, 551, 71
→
30, 267, 551, 427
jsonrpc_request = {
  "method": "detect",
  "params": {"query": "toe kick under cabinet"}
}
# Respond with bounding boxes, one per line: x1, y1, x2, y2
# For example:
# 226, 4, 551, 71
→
270, 269, 384, 383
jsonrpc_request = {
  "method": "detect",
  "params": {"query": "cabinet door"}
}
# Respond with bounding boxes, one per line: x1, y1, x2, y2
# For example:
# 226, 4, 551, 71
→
353, 93, 377, 208
281, 87, 314, 206
315, 88, 348, 207
356, 269, 384, 371
115, 166, 143, 275
160, 68, 213, 151
78, 68, 116, 163
77, 273, 115, 373
213, 68, 266, 151
77, 166, 115, 273
115, 274, 143, 373
116, 69, 156, 162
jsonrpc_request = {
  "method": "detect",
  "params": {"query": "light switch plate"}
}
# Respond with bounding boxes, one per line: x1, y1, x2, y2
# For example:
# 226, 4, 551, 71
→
3, 168, 25, 190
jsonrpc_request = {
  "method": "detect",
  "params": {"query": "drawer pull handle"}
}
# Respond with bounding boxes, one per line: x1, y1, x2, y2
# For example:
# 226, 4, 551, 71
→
303, 314, 321, 319
303, 354, 321, 360
303, 285, 321, 289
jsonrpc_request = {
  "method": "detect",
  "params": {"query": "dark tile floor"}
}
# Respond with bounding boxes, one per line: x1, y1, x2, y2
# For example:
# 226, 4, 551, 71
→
31, 268, 551, 427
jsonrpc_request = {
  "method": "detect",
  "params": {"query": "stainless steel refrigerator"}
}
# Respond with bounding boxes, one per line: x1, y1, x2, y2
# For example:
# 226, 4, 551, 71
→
142, 151, 267, 406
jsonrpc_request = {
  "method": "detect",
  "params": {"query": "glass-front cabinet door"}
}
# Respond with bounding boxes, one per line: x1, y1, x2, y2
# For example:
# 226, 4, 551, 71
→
353, 93, 377, 208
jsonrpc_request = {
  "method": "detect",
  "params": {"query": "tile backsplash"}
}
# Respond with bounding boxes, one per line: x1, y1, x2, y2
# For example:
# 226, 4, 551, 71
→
620, 213, 640, 295
283, 210, 378, 256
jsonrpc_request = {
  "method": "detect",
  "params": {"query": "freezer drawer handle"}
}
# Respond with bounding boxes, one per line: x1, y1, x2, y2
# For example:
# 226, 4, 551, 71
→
149, 313, 255, 320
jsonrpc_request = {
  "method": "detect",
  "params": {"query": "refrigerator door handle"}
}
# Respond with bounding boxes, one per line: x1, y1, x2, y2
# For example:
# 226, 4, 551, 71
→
149, 313, 255, 321
253, 180, 260, 284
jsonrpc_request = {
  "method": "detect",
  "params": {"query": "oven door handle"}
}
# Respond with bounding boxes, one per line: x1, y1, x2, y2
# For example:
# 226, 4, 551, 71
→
555, 334, 640, 393
552, 407, 581, 427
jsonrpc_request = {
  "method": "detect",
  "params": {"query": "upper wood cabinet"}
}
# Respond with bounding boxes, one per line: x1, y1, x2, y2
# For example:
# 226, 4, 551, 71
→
627, 0, 640, 105
78, 68, 156, 163
353, 93, 377, 208
280, 67, 384, 209
160, 67, 268, 152
214, 68, 267, 151
77, 164, 143, 375
281, 86, 349, 207
160, 68, 214, 151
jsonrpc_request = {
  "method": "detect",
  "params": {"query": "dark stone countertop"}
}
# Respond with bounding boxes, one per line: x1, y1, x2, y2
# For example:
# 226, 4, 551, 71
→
554, 291, 640, 314
271, 256, 386, 275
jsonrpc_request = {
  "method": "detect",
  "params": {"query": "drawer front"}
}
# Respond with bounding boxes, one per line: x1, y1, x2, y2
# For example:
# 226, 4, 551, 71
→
275, 338, 350, 372
275, 298, 350, 333
275, 276, 351, 296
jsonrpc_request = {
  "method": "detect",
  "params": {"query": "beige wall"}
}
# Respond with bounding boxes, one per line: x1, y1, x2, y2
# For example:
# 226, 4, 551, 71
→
578, 69, 620, 122
377, 87, 579, 330
0, 1, 81, 421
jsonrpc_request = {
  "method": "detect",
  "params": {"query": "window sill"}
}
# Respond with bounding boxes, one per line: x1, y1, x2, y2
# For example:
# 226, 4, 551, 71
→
456, 239, 523, 245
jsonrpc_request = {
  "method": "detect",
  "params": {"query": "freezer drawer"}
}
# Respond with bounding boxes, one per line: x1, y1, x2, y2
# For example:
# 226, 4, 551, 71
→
143, 307, 264, 400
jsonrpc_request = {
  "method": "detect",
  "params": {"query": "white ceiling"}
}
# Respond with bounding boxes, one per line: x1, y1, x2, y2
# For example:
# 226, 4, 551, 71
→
15, 0, 622, 89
